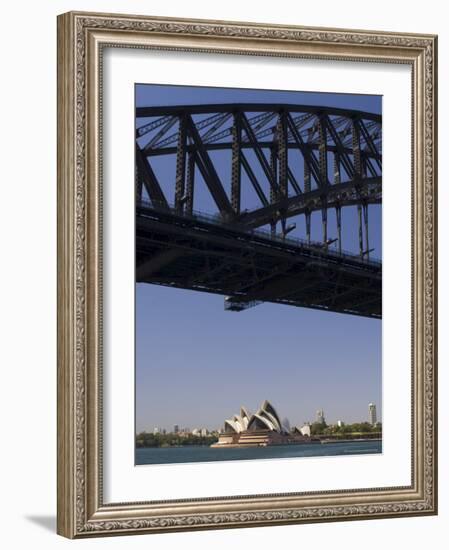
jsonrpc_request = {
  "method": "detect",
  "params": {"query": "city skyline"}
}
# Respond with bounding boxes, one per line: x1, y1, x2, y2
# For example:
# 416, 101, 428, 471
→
135, 83, 382, 435
137, 397, 381, 434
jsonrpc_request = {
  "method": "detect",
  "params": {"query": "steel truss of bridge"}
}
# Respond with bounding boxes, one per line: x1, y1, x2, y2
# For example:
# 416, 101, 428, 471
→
136, 103, 382, 318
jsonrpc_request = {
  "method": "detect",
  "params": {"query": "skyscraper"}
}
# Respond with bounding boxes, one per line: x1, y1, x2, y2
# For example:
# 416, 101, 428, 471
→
316, 409, 326, 424
173, 424, 179, 434
368, 403, 377, 425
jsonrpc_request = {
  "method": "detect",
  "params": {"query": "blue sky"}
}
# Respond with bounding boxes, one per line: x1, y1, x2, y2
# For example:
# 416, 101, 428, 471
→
135, 83, 382, 433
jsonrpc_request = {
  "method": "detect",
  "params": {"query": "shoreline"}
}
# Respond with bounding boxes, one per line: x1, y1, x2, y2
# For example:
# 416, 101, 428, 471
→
211, 437, 381, 449
136, 438, 382, 450
319, 437, 382, 444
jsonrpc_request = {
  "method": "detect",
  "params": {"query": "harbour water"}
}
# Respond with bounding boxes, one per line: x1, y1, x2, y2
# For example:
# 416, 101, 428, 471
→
135, 440, 381, 465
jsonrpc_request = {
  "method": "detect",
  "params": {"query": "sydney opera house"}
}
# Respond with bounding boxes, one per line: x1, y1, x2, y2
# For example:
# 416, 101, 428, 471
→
211, 400, 315, 448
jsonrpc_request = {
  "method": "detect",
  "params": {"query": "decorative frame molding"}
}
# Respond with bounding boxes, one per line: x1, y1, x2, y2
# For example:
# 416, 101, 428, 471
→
57, 11, 437, 538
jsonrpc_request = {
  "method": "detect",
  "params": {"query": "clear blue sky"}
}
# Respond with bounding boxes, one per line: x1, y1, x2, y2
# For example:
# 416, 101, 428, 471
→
135, 83, 382, 433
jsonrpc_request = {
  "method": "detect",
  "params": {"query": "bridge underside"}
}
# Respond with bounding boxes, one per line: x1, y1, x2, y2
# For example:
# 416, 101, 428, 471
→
136, 102, 382, 319
136, 205, 381, 319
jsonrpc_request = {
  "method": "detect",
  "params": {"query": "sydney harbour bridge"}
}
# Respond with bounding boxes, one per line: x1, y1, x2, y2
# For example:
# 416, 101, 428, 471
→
135, 103, 382, 319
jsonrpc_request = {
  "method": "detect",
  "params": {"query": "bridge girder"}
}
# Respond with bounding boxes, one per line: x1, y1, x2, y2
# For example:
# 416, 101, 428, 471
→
136, 103, 381, 235
135, 102, 382, 317
136, 205, 381, 319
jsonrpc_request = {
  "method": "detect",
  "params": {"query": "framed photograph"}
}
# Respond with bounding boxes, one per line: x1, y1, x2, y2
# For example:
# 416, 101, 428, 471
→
57, 11, 438, 538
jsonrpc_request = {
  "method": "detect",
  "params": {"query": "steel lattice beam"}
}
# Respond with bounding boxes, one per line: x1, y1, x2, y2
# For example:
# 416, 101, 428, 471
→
135, 102, 382, 318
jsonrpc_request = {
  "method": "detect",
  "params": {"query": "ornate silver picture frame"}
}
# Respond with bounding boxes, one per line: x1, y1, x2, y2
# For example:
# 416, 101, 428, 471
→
57, 11, 437, 538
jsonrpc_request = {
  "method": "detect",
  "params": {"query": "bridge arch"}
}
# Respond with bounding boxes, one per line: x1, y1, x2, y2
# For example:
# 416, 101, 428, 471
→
136, 103, 382, 318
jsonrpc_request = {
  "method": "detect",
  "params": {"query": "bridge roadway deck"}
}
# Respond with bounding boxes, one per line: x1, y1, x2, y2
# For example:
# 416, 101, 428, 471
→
136, 204, 381, 319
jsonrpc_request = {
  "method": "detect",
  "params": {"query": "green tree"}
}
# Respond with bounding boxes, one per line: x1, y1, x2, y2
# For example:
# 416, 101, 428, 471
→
310, 422, 327, 435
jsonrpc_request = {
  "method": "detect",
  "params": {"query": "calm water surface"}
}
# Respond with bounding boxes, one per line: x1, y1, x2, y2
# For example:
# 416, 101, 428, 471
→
136, 440, 382, 465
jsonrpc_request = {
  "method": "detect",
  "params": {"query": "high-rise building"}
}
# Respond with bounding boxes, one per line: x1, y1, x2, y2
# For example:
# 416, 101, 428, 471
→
173, 424, 179, 434
316, 409, 326, 424
368, 403, 377, 425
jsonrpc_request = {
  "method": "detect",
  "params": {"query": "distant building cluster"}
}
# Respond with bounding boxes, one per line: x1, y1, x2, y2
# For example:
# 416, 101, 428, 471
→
296, 403, 379, 428
153, 427, 166, 435
151, 425, 221, 437
191, 427, 210, 437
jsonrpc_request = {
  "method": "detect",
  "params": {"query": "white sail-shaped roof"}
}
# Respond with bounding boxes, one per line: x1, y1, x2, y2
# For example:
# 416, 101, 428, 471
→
247, 413, 276, 431
224, 401, 286, 434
